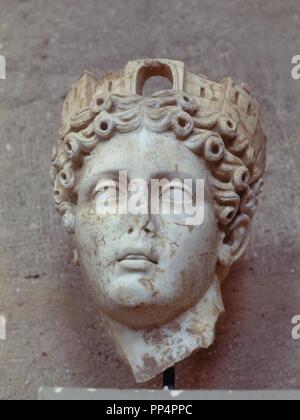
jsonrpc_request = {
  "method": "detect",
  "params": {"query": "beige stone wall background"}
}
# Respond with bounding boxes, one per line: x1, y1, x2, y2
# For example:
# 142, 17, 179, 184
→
0, 0, 299, 400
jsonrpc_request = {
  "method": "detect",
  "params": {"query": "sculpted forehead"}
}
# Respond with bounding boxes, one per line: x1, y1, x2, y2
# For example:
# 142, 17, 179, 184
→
81, 128, 210, 182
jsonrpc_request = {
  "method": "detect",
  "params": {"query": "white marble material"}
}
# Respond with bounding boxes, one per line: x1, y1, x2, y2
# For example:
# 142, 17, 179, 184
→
51, 59, 267, 382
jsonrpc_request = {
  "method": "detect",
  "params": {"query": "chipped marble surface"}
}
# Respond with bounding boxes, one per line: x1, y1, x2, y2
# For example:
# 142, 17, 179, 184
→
0, 0, 300, 399
52, 58, 265, 382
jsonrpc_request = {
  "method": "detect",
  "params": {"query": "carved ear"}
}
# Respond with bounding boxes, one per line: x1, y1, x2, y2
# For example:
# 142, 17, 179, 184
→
218, 214, 251, 267
59, 71, 98, 139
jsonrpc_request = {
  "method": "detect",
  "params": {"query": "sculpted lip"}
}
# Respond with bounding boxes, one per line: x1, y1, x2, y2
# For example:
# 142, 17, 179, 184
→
117, 251, 158, 265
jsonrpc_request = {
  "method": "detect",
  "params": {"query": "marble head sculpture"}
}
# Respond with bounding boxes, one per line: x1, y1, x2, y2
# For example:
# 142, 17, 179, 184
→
51, 59, 267, 383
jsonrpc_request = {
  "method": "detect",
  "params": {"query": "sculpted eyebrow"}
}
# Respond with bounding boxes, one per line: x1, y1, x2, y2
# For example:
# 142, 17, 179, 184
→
151, 171, 199, 183
81, 170, 123, 199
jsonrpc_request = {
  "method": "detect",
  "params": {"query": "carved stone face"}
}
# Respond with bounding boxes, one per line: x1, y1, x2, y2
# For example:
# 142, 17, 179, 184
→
75, 128, 221, 328
52, 59, 267, 382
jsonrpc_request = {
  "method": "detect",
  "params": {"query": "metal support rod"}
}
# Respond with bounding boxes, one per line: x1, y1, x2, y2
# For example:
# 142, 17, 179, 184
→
163, 367, 175, 390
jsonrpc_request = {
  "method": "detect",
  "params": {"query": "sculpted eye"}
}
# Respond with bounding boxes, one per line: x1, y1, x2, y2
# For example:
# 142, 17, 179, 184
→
93, 180, 119, 202
160, 182, 193, 203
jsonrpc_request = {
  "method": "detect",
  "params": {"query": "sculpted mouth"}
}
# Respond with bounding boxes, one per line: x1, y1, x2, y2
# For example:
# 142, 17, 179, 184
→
117, 252, 158, 265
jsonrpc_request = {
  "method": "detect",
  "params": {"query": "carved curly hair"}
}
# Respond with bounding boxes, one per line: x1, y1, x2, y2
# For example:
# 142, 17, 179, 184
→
51, 89, 266, 242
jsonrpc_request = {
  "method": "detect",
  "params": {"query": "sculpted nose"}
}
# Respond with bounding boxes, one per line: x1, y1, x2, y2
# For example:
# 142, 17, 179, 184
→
128, 215, 156, 237
142, 217, 156, 235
